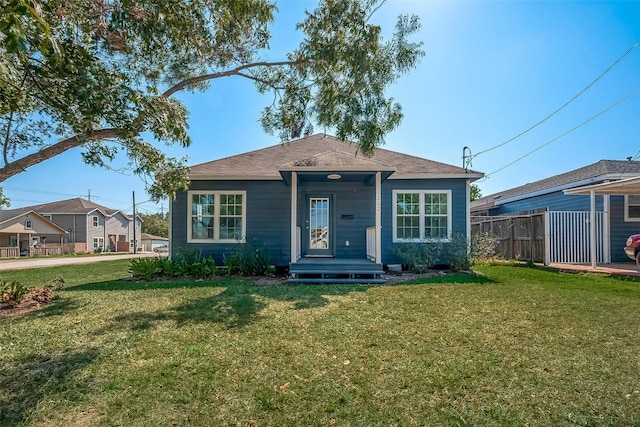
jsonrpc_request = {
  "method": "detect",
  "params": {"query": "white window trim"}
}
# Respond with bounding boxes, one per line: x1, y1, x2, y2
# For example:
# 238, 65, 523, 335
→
187, 190, 247, 243
624, 195, 640, 222
92, 215, 99, 227
93, 237, 104, 249
392, 190, 452, 243
24, 219, 33, 230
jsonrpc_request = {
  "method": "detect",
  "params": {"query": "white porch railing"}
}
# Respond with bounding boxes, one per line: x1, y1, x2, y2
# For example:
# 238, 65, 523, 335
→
0, 247, 19, 258
366, 226, 376, 261
32, 246, 63, 257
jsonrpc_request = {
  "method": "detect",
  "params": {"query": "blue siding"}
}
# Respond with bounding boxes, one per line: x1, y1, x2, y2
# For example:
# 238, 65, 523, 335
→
382, 179, 470, 265
490, 191, 637, 262
172, 177, 471, 267
171, 180, 292, 265
610, 195, 640, 262
490, 191, 603, 215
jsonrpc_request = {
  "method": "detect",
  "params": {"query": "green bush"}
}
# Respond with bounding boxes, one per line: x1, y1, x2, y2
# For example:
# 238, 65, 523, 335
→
237, 240, 274, 276
1, 279, 29, 306
129, 258, 160, 281
445, 233, 471, 272
224, 254, 242, 276
392, 242, 442, 273
470, 232, 498, 265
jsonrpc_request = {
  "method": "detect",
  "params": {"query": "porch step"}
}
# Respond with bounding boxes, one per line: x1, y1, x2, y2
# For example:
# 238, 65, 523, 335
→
288, 259, 385, 284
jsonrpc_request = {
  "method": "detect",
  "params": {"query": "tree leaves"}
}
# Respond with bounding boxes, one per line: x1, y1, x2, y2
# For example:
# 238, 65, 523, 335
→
0, 0, 423, 201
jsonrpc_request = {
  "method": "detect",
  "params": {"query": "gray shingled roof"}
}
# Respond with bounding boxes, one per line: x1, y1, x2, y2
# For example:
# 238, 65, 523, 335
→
7, 198, 122, 216
472, 160, 640, 209
188, 134, 482, 179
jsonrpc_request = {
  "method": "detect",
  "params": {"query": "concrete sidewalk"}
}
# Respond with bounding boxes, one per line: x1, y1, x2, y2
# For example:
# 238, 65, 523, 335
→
0, 252, 165, 271
546, 262, 640, 277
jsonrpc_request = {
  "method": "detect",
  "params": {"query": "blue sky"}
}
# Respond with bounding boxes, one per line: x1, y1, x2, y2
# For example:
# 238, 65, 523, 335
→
4, 0, 640, 215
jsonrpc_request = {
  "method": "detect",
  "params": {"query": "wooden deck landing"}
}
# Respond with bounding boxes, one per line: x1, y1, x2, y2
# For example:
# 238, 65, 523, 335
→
289, 258, 385, 284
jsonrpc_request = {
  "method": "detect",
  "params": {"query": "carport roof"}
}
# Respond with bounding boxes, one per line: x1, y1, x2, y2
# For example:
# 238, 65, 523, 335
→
564, 176, 640, 196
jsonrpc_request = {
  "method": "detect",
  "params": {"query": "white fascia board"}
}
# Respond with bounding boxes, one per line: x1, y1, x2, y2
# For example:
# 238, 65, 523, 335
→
388, 173, 484, 180
187, 175, 282, 180
494, 174, 635, 206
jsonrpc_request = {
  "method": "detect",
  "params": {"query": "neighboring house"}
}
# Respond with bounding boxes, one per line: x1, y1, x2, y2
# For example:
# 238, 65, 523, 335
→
471, 160, 640, 263
0, 209, 68, 258
11, 198, 142, 254
170, 134, 483, 282
141, 233, 168, 252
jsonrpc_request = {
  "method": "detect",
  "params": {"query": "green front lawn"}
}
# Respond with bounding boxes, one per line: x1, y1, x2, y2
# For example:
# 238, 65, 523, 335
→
1, 262, 639, 426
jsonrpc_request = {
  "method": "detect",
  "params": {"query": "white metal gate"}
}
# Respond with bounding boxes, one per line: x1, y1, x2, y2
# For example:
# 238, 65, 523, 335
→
546, 211, 606, 264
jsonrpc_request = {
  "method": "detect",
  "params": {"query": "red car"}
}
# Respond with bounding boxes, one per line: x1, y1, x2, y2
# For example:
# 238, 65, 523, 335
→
624, 234, 640, 266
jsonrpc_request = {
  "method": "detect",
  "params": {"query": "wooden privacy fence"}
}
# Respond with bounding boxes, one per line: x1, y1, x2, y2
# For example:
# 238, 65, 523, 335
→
471, 213, 545, 262
472, 211, 606, 264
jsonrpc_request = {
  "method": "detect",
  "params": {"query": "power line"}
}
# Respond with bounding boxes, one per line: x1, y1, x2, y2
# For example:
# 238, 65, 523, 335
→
473, 39, 640, 160
479, 87, 640, 181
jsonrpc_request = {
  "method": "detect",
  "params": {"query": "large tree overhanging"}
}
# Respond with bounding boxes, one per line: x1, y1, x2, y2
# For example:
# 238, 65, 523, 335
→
0, 0, 424, 201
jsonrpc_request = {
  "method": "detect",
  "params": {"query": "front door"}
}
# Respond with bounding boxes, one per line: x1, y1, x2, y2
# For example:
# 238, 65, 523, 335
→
307, 196, 333, 256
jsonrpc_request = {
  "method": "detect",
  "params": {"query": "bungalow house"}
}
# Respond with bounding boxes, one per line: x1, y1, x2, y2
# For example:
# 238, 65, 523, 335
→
0, 209, 68, 258
471, 160, 640, 264
169, 134, 483, 282
12, 198, 142, 254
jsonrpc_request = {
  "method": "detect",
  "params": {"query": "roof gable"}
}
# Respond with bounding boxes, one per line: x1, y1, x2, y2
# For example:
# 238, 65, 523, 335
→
188, 134, 482, 180
472, 160, 640, 209
12, 197, 130, 218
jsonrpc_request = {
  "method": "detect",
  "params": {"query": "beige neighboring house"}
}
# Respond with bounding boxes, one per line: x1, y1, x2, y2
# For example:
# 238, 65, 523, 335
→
9, 198, 142, 254
0, 209, 68, 258
141, 233, 169, 252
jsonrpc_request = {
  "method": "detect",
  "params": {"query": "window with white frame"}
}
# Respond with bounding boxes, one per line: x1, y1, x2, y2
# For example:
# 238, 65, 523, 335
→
93, 237, 104, 250
92, 215, 99, 227
188, 191, 246, 242
625, 195, 640, 221
24, 219, 33, 229
393, 190, 452, 242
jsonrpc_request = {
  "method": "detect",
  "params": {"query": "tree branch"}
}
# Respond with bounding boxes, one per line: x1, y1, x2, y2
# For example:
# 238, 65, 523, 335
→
0, 127, 126, 182
162, 60, 299, 97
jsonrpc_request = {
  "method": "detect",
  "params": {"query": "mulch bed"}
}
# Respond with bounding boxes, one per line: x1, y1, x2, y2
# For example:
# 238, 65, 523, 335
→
0, 286, 59, 317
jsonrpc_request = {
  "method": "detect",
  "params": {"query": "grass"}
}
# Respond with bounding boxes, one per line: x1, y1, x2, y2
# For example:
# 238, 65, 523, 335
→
1, 261, 639, 426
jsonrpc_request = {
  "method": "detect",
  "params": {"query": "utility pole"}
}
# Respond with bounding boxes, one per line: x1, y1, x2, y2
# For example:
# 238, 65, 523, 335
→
87, 189, 91, 201
132, 191, 137, 254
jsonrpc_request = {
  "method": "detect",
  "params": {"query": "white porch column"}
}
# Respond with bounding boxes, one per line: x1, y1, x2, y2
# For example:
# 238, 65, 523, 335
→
603, 194, 610, 263
590, 189, 597, 269
375, 171, 382, 264
290, 171, 298, 264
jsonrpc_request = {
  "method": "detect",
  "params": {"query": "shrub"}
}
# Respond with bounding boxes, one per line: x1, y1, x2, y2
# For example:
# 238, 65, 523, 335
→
237, 240, 273, 276
470, 232, 498, 265
129, 258, 160, 281
392, 242, 442, 273
1, 279, 29, 306
224, 254, 242, 276
445, 233, 471, 272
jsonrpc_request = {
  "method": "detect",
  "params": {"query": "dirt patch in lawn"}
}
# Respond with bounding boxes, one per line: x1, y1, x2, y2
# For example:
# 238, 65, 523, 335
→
0, 286, 59, 318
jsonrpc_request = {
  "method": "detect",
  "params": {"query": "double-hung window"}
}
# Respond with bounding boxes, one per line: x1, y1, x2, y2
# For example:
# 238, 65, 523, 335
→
188, 191, 246, 242
393, 190, 452, 242
625, 195, 640, 222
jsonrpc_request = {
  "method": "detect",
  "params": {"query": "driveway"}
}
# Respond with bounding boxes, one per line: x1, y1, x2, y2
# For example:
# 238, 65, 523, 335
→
0, 252, 165, 271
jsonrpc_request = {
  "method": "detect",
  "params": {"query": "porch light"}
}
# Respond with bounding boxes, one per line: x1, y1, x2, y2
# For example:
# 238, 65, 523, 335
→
327, 174, 341, 180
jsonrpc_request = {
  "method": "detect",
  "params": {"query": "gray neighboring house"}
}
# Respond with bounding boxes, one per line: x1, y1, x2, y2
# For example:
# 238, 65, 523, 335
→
13, 198, 142, 253
471, 160, 640, 263
170, 134, 483, 282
